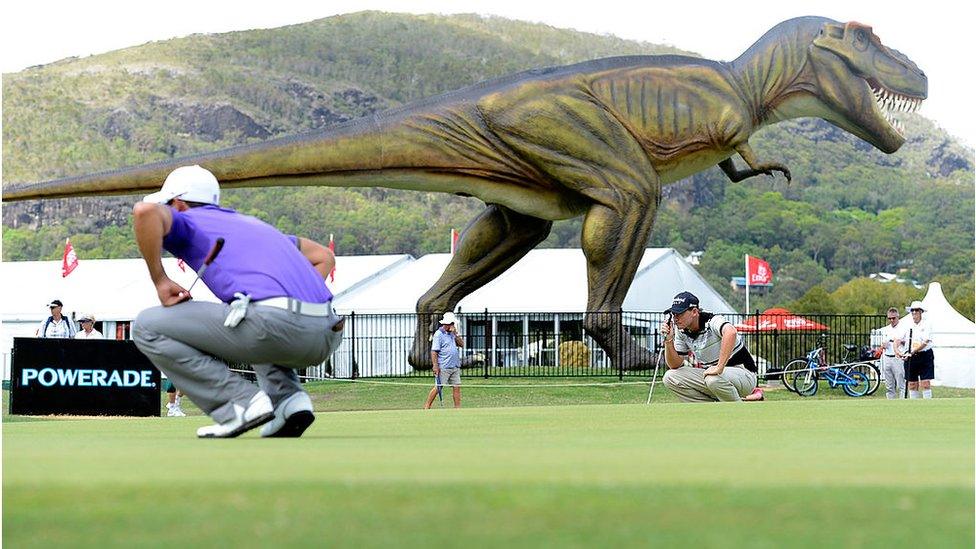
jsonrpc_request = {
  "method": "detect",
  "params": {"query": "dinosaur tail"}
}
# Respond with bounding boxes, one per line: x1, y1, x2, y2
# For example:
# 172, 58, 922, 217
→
2, 105, 507, 202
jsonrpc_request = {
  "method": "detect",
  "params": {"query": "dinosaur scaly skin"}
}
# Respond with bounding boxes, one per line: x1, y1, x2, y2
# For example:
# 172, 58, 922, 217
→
3, 17, 927, 370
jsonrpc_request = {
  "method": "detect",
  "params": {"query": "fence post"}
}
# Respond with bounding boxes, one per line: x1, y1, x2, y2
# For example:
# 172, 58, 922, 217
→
483, 308, 489, 379
618, 311, 624, 381
350, 311, 357, 380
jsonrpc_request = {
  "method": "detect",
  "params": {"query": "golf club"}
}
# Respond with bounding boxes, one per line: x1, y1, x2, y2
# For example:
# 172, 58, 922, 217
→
182, 237, 225, 299
436, 371, 443, 407
647, 312, 673, 404
903, 328, 913, 399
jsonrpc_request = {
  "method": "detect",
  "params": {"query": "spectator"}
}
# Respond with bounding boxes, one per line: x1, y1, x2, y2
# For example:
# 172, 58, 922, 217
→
661, 292, 761, 402
75, 313, 103, 339
424, 312, 464, 409
36, 299, 76, 338
896, 301, 934, 399
163, 378, 186, 417
877, 307, 906, 399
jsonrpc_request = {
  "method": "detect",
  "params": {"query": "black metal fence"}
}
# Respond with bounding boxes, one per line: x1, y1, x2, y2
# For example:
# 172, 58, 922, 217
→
305, 310, 886, 381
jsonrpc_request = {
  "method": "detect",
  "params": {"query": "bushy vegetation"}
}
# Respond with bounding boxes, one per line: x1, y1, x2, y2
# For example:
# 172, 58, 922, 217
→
3, 11, 973, 318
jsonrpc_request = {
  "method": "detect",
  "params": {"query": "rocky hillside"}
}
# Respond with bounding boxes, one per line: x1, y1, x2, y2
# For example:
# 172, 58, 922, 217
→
2, 11, 973, 310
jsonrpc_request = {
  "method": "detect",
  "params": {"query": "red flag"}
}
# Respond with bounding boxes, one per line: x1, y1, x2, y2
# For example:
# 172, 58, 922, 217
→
328, 234, 336, 283
746, 255, 773, 285
450, 229, 459, 255
62, 238, 79, 277
176, 258, 187, 272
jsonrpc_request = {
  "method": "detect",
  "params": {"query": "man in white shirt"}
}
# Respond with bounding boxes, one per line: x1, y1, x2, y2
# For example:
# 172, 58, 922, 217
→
75, 314, 103, 339
895, 301, 934, 399
876, 307, 906, 399
36, 299, 76, 338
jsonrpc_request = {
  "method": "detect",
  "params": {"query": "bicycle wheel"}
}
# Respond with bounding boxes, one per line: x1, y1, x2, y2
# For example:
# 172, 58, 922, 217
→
843, 370, 870, 397
845, 363, 881, 396
792, 370, 818, 396
781, 359, 809, 392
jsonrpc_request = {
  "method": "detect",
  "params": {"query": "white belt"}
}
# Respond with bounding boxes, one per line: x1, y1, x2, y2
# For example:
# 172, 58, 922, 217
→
254, 297, 332, 317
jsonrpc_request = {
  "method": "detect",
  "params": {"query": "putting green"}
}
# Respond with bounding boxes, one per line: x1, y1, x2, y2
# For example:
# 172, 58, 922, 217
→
4, 399, 973, 547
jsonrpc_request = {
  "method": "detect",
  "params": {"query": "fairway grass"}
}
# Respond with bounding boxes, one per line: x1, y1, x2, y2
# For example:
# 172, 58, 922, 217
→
4, 399, 974, 547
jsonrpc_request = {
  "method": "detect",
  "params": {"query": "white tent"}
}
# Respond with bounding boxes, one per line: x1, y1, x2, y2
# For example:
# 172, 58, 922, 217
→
0, 254, 414, 379
334, 248, 734, 314
903, 282, 975, 389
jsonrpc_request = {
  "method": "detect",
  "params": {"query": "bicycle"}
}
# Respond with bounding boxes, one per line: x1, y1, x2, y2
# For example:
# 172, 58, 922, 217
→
781, 335, 881, 396
791, 362, 871, 397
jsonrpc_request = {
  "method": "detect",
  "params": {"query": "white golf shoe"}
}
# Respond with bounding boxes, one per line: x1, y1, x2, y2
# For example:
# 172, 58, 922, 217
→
260, 391, 315, 438
197, 391, 274, 438
167, 403, 187, 417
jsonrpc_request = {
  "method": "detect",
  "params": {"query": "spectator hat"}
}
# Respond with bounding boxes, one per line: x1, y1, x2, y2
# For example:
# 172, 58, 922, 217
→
143, 165, 220, 205
667, 292, 700, 314
48, 299, 63, 308
79, 313, 95, 322
439, 312, 458, 325
908, 301, 926, 312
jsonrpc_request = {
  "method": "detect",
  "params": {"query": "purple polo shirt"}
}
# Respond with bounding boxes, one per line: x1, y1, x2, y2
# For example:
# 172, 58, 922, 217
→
163, 205, 332, 304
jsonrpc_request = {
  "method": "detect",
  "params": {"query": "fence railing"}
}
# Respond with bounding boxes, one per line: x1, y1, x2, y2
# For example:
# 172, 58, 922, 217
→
302, 310, 885, 381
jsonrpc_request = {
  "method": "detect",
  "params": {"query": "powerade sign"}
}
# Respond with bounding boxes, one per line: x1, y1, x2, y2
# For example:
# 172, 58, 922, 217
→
10, 338, 161, 417
21, 368, 154, 388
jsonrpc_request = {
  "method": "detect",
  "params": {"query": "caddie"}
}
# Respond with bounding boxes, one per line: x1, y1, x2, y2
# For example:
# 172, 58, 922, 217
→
661, 292, 761, 402
132, 165, 343, 438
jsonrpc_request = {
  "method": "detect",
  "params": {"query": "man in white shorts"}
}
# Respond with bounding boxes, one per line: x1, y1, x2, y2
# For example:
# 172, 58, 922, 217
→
661, 292, 760, 402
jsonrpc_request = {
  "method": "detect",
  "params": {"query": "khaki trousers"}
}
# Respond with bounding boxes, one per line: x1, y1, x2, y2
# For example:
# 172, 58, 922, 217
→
663, 365, 757, 402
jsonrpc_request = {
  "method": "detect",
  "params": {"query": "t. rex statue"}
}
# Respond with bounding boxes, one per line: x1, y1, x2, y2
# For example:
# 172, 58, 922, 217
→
4, 17, 927, 370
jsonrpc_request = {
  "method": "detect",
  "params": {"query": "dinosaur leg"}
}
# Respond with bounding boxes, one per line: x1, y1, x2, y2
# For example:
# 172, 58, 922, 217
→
408, 204, 552, 369
580, 202, 659, 370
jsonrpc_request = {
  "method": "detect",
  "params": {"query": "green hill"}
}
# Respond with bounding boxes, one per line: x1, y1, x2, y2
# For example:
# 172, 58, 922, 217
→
2, 11, 973, 313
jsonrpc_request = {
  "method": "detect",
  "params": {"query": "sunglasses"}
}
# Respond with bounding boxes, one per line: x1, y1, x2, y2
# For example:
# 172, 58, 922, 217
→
910, 309, 923, 312
887, 317, 898, 320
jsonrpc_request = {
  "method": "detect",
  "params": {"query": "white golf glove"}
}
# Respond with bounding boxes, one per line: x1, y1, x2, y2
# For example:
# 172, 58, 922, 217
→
224, 292, 251, 328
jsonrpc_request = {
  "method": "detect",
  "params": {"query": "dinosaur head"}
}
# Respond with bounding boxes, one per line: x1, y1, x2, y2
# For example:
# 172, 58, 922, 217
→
809, 21, 927, 153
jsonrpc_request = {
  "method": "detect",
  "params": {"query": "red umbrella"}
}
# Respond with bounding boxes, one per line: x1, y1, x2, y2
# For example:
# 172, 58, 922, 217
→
735, 308, 829, 332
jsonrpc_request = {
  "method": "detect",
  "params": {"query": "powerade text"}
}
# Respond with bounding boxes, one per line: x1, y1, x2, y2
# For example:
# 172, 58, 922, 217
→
21, 368, 154, 388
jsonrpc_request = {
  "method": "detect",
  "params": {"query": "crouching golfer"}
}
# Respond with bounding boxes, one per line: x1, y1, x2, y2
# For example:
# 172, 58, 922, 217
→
132, 165, 343, 438
661, 292, 760, 402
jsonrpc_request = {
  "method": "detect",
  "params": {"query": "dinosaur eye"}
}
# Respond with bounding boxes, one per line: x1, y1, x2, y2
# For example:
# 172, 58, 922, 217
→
853, 30, 868, 51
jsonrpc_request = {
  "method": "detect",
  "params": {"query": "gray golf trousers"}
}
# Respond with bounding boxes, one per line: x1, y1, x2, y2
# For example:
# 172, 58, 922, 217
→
133, 300, 342, 423
662, 364, 757, 402
880, 355, 905, 399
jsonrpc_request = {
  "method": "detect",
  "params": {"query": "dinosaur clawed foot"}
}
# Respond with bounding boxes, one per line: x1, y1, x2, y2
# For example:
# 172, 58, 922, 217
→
759, 162, 791, 182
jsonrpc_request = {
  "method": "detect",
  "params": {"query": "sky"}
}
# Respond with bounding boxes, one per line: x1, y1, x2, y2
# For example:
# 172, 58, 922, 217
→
1, 0, 973, 147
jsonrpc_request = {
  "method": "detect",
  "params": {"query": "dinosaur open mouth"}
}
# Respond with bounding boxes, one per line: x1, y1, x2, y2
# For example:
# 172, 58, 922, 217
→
866, 78, 922, 136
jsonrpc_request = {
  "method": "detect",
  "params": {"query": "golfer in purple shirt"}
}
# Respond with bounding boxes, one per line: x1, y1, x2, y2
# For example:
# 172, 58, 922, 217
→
132, 165, 343, 438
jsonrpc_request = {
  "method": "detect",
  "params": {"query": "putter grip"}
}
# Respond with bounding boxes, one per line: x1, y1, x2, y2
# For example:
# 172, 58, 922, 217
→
203, 237, 225, 266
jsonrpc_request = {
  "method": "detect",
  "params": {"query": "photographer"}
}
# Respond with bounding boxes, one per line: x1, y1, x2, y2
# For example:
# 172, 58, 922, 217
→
661, 292, 762, 402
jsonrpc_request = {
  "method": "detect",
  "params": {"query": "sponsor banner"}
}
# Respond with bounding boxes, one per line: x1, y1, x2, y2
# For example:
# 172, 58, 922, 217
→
10, 338, 161, 417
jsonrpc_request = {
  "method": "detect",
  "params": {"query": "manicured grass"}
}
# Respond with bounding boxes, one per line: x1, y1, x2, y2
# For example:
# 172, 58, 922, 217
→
3, 397, 973, 547
299, 376, 975, 412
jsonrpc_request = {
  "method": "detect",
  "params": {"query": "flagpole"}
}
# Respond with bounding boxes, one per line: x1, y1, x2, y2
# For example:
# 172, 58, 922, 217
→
744, 254, 750, 315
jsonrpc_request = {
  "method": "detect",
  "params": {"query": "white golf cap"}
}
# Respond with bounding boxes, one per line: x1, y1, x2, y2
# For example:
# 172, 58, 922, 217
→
79, 313, 95, 322
908, 301, 926, 312
143, 165, 220, 205
439, 312, 458, 324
